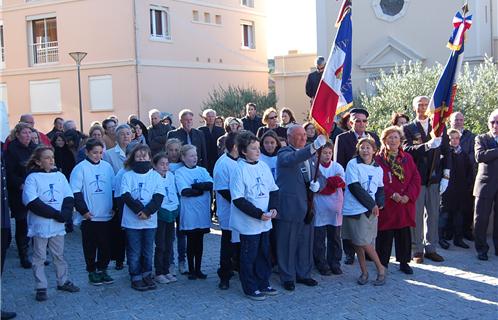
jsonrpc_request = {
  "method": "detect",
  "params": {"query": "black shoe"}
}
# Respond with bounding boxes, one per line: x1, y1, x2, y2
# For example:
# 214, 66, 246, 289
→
330, 266, 343, 275
1, 310, 17, 319
115, 262, 124, 270
477, 253, 488, 261
35, 289, 47, 302
463, 232, 474, 242
344, 255, 354, 265
453, 239, 469, 249
131, 280, 148, 291
218, 280, 229, 290
318, 268, 332, 276
296, 278, 318, 287
439, 239, 450, 250
188, 272, 197, 280
143, 275, 157, 290
20, 258, 32, 269
195, 271, 207, 279
283, 281, 295, 291
56, 281, 80, 293
399, 263, 413, 275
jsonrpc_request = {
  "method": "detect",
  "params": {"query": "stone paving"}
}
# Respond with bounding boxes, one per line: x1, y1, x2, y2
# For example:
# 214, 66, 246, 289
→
1, 223, 497, 320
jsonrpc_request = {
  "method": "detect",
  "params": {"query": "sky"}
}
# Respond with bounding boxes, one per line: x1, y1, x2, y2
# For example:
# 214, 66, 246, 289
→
266, 0, 317, 58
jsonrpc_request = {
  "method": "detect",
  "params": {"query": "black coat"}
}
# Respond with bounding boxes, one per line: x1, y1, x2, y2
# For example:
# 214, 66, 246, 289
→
53, 146, 76, 181
5, 139, 36, 219
241, 116, 263, 135
167, 128, 208, 168
198, 125, 225, 175
305, 70, 322, 99
441, 149, 473, 212
333, 130, 380, 169
473, 133, 498, 198
256, 126, 287, 140
148, 123, 171, 155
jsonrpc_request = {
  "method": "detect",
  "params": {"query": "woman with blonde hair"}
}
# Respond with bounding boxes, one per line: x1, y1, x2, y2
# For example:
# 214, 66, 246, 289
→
256, 108, 287, 140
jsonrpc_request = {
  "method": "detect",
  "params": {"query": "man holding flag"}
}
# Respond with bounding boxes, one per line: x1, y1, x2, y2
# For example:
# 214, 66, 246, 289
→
403, 5, 472, 264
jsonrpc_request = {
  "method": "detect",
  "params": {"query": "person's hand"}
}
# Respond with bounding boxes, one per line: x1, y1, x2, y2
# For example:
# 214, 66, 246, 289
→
82, 212, 93, 220
138, 212, 149, 220
400, 195, 409, 204
313, 135, 327, 150
270, 209, 278, 219
372, 205, 380, 217
309, 180, 320, 192
440, 178, 449, 195
426, 137, 442, 149
261, 212, 272, 221
391, 193, 401, 203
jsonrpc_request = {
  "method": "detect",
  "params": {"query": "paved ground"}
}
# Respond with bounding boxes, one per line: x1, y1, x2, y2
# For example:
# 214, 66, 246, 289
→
1, 223, 497, 320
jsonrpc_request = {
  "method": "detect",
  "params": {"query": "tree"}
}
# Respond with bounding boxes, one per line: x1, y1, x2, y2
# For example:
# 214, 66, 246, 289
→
358, 57, 498, 135
202, 85, 277, 118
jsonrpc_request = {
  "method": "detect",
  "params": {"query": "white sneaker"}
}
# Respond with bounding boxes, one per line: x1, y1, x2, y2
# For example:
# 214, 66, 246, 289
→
155, 274, 170, 284
165, 273, 177, 283
169, 264, 176, 276
178, 261, 188, 275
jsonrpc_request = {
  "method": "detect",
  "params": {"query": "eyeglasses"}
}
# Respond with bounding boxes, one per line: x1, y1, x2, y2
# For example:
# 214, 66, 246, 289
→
268, 116, 278, 120
354, 119, 368, 123
490, 121, 498, 125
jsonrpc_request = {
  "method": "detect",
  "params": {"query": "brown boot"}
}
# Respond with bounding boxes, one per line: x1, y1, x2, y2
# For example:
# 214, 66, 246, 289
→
424, 252, 444, 262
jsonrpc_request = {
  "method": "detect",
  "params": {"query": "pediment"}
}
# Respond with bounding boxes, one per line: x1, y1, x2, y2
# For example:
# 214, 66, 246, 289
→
358, 37, 425, 70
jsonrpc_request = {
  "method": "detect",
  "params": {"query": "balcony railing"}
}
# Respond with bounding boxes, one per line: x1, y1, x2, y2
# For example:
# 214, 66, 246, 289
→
30, 41, 58, 65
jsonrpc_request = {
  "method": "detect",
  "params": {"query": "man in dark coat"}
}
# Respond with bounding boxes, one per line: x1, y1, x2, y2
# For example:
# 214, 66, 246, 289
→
241, 103, 263, 135
472, 109, 498, 261
46, 117, 64, 140
403, 96, 450, 264
167, 109, 208, 168
305, 56, 325, 103
198, 109, 225, 175
148, 109, 171, 155
333, 108, 380, 265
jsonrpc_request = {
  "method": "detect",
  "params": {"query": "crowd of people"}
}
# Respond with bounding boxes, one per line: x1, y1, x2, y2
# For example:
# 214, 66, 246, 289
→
0, 96, 497, 317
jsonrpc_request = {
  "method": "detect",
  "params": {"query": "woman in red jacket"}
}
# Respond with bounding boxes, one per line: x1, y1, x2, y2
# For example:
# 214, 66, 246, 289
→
374, 126, 421, 275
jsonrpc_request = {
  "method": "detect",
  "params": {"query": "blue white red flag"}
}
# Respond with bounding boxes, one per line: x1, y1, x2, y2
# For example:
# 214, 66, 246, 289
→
310, 0, 353, 135
430, 7, 472, 137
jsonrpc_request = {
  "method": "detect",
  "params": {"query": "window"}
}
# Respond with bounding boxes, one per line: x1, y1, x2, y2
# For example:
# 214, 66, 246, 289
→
89, 75, 113, 111
192, 10, 199, 21
372, 0, 409, 22
241, 21, 255, 49
215, 15, 222, 25
204, 12, 210, 23
150, 6, 171, 40
29, 17, 58, 65
241, 0, 254, 8
29, 79, 61, 113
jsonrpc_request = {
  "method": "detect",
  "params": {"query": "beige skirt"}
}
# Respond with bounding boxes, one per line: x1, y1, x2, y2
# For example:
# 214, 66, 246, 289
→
342, 213, 378, 246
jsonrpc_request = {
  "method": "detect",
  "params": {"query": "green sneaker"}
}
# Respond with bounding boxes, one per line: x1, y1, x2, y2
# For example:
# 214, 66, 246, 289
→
100, 270, 114, 284
88, 271, 103, 286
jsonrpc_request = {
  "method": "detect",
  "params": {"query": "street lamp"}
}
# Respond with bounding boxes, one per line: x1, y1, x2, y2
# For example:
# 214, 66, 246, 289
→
69, 52, 87, 132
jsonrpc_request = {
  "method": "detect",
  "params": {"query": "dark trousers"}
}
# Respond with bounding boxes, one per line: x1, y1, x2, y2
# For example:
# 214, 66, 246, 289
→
14, 217, 29, 259
109, 210, 126, 264
463, 195, 475, 236
1, 227, 12, 274
343, 239, 355, 259
375, 227, 412, 267
239, 231, 271, 295
170, 216, 187, 264
313, 225, 342, 270
154, 220, 175, 275
474, 195, 498, 254
218, 229, 233, 281
81, 220, 111, 272
439, 209, 464, 241
186, 230, 205, 274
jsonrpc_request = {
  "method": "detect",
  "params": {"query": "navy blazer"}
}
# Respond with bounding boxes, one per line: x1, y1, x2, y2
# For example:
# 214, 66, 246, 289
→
333, 130, 380, 169
167, 128, 208, 169
473, 133, 498, 198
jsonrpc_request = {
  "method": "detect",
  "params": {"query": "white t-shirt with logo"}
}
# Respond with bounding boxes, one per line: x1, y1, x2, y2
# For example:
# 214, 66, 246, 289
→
159, 171, 179, 211
342, 157, 384, 216
175, 166, 213, 231
229, 160, 279, 235
70, 159, 115, 222
23, 171, 73, 238
314, 161, 345, 227
213, 154, 238, 230
259, 154, 277, 181
120, 169, 165, 229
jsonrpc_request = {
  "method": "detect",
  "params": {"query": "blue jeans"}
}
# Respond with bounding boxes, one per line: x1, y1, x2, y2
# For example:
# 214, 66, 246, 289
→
239, 231, 271, 295
125, 228, 156, 281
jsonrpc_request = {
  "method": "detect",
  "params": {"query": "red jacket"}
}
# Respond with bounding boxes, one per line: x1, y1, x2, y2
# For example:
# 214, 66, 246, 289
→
374, 150, 421, 231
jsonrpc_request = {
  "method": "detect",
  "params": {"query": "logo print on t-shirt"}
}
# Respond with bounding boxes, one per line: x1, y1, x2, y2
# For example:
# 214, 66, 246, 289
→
90, 174, 105, 193
136, 183, 145, 200
43, 183, 60, 203
367, 175, 373, 194
254, 177, 265, 197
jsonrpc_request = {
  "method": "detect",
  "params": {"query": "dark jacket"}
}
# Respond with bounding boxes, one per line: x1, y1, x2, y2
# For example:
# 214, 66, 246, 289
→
148, 122, 171, 155
167, 127, 208, 168
46, 128, 63, 141
1, 146, 10, 229
333, 130, 381, 169
5, 139, 36, 219
198, 125, 225, 175
473, 133, 498, 198
402, 120, 450, 186
329, 123, 344, 144
459, 128, 476, 174
256, 126, 287, 140
53, 145, 76, 181
305, 70, 322, 99
441, 148, 473, 213
241, 116, 263, 135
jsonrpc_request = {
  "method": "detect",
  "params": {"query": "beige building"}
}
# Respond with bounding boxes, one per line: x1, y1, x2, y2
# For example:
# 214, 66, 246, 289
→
0, 0, 268, 132
273, 0, 497, 116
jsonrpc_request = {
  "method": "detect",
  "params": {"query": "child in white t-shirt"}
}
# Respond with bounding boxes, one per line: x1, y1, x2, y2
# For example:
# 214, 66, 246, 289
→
120, 145, 165, 291
22, 146, 79, 302
175, 144, 213, 280
312, 142, 345, 276
70, 138, 115, 286
230, 131, 279, 301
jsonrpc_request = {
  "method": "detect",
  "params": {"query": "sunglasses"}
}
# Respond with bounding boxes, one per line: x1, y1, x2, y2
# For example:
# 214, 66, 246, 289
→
268, 116, 278, 120
490, 121, 498, 125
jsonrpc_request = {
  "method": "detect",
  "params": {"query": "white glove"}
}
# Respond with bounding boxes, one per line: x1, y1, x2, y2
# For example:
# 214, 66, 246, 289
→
440, 178, 449, 195
309, 180, 320, 193
313, 135, 327, 150
426, 137, 442, 149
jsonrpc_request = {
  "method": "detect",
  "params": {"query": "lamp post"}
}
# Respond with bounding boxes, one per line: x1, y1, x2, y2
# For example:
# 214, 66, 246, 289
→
69, 52, 87, 132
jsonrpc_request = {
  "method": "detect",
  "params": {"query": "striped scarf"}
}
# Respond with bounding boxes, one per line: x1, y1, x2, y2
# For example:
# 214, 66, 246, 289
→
386, 151, 404, 183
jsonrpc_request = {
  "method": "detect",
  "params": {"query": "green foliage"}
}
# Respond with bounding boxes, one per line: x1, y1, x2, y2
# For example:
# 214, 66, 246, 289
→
202, 85, 277, 118
358, 57, 498, 135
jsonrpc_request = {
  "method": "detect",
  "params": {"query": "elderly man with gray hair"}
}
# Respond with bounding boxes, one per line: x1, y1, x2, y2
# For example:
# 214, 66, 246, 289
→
198, 109, 225, 175
305, 56, 326, 103
148, 108, 171, 155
